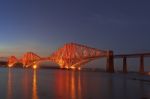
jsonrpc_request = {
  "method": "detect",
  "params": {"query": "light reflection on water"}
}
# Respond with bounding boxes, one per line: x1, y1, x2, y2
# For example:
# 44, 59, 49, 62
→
1, 68, 150, 99
32, 70, 38, 99
55, 71, 82, 99
7, 69, 12, 99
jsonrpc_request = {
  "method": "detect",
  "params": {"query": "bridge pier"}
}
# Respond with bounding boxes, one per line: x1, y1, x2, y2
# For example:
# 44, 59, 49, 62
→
106, 50, 114, 73
123, 56, 127, 73
139, 55, 144, 74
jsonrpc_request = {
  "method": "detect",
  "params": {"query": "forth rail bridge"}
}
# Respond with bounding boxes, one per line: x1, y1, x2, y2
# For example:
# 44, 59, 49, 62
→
0, 43, 149, 74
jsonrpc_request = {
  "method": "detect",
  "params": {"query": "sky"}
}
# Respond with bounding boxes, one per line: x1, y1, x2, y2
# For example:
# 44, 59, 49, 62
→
0, 0, 150, 58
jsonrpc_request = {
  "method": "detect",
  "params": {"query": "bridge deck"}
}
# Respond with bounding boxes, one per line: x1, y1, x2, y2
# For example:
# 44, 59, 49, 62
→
114, 53, 150, 58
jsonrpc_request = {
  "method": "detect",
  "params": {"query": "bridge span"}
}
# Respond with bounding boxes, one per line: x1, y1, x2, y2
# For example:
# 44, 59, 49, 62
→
0, 43, 149, 74
6, 43, 114, 73
114, 53, 150, 74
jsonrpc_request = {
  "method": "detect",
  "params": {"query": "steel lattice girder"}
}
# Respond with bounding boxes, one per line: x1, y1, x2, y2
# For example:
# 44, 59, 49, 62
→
50, 43, 107, 68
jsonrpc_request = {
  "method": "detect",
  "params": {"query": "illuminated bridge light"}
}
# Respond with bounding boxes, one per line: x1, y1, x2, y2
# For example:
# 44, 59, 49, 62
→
70, 66, 76, 70
33, 64, 37, 69
78, 67, 81, 70
8, 64, 13, 68
65, 66, 69, 69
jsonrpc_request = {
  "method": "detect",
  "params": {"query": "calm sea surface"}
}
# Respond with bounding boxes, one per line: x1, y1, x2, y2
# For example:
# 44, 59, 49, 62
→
0, 67, 150, 99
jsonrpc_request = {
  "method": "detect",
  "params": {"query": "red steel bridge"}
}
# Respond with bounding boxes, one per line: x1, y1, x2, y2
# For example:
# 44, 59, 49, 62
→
7, 43, 114, 72
5, 42, 150, 74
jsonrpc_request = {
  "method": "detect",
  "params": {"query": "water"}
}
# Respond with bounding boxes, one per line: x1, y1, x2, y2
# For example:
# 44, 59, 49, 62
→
0, 67, 150, 99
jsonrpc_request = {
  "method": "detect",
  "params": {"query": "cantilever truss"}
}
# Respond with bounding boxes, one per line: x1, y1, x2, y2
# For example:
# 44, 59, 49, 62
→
50, 43, 108, 68
8, 52, 41, 67
22, 52, 41, 67
7, 43, 112, 70
8, 56, 18, 67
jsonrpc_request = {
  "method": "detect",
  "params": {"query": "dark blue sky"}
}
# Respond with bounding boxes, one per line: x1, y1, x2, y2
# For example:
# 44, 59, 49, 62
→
0, 0, 150, 57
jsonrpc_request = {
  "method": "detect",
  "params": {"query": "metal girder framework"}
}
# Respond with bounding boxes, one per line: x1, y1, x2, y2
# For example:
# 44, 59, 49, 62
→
7, 52, 49, 68
50, 43, 108, 68
6, 43, 110, 69
27, 58, 52, 67
22, 52, 41, 67
8, 56, 18, 67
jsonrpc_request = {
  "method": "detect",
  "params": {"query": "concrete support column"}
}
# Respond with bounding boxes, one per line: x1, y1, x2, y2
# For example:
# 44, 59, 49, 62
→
139, 55, 144, 74
106, 50, 114, 73
123, 56, 127, 73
